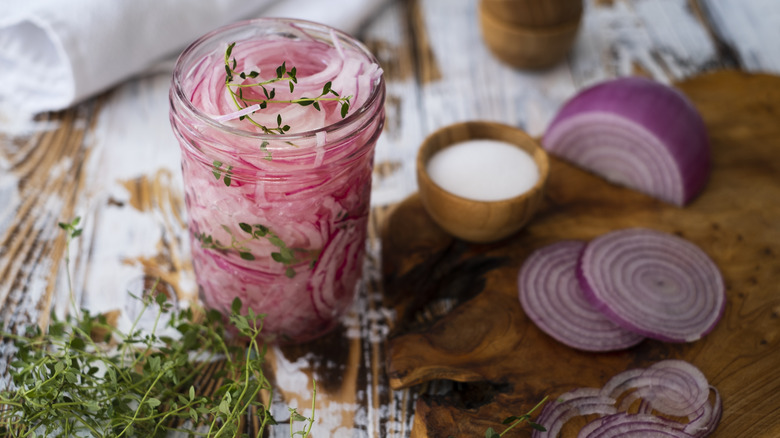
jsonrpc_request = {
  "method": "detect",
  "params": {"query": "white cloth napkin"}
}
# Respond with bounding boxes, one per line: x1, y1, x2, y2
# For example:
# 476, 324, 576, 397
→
0, 0, 389, 116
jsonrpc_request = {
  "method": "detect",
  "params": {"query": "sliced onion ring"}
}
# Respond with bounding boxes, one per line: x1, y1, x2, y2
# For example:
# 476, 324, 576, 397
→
518, 240, 645, 351
579, 412, 695, 437
533, 360, 721, 438
684, 386, 722, 437
577, 228, 726, 343
531, 388, 618, 438
543, 76, 710, 206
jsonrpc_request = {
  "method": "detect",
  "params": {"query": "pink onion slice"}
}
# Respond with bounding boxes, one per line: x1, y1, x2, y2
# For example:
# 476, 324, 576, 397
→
684, 386, 722, 437
534, 360, 720, 438
518, 240, 645, 351
579, 412, 695, 438
531, 388, 618, 438
608, 361, 709, 418
639, 360, 710, 417
543, 76, 710, 206
577, 228, 726, 343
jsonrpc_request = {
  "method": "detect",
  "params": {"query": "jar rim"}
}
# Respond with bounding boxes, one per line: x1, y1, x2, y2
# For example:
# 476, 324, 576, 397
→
171, 18, 385, 144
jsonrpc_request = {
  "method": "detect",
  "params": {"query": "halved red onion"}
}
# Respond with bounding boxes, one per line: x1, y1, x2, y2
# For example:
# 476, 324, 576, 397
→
518, 240, 645, 351
543, 76, 710, 206
577, 228, 725, 343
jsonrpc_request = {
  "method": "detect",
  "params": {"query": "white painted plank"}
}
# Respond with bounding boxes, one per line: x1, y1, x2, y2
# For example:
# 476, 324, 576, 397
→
365, 2, 428, 207
79, 73, 191, 327
568, 0, 721, 86
700, 0, 780, 72
418, 0, 577, 134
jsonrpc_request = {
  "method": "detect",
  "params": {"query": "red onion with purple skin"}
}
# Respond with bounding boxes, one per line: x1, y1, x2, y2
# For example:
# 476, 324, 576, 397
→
543, 76, 710, 206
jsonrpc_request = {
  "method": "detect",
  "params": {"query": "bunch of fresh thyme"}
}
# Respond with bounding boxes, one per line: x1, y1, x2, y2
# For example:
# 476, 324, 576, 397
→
0, 220, 315, 438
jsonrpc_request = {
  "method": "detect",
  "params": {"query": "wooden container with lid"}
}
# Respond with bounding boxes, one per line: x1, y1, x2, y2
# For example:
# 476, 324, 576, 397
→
479, 0, 583, 69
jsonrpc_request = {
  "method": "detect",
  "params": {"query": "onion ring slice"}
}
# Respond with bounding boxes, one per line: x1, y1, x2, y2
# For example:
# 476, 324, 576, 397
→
579, 412, 695, 438
577, 228, 726, 342
518, 240, 645, 351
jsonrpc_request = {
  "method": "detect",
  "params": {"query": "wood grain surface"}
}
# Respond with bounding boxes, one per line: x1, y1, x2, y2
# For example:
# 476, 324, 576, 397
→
382, 70, 780, 437
2, 1, 779, 436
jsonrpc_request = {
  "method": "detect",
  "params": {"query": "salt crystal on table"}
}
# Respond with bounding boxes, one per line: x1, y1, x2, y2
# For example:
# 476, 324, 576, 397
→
426, 139, 539, 201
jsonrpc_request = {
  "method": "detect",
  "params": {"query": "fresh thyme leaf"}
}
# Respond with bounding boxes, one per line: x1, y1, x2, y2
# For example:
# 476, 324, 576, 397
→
195, 222, 307, 277
211, 161, 233, 186
223, 166, 233, 187
212, 160, 223, 179
484, 396, 548, 437
530, 422, 547, 431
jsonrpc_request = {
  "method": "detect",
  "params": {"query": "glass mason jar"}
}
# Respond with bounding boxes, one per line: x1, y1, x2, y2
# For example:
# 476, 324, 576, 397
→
169, 19, 385, 343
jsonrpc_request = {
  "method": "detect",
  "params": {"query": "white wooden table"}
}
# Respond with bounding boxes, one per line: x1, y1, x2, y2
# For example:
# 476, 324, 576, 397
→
1, 0, 778, 436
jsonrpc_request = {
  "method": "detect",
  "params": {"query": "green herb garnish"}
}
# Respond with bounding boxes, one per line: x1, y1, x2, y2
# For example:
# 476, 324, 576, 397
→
223, 42, 352, 135
211, 161, 234, 187
195, 222, 305, 277
483, 396, 548, 437
0, 219, 317, 437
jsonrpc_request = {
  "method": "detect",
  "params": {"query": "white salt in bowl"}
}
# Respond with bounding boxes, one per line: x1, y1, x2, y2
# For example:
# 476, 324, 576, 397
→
416, 121, 549, 243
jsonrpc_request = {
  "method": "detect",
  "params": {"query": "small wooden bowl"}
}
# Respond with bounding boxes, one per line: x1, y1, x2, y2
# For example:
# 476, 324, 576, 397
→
482, 0, 583, 28
479, 0, 581, 69
416, 121, 549, 243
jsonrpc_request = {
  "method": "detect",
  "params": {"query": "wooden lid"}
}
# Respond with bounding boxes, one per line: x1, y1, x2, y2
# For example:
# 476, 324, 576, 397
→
479, 0, 582, 69
482, 0, 583, 27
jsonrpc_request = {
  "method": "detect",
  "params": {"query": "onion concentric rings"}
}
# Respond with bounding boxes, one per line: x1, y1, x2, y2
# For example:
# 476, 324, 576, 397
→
577, 228, 726, 343
518, 240, 645, 351
531, 360, 721, 438
542, 76, 710, 206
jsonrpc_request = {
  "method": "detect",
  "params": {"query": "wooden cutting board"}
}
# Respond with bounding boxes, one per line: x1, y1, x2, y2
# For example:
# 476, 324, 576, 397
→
381, 70, 780, 437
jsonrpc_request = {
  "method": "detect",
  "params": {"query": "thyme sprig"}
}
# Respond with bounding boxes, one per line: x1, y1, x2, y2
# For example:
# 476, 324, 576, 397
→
223, 42, 352, 134
485, 395, 548, 437
194, 222, 306, 278
211, 161, 233, 187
